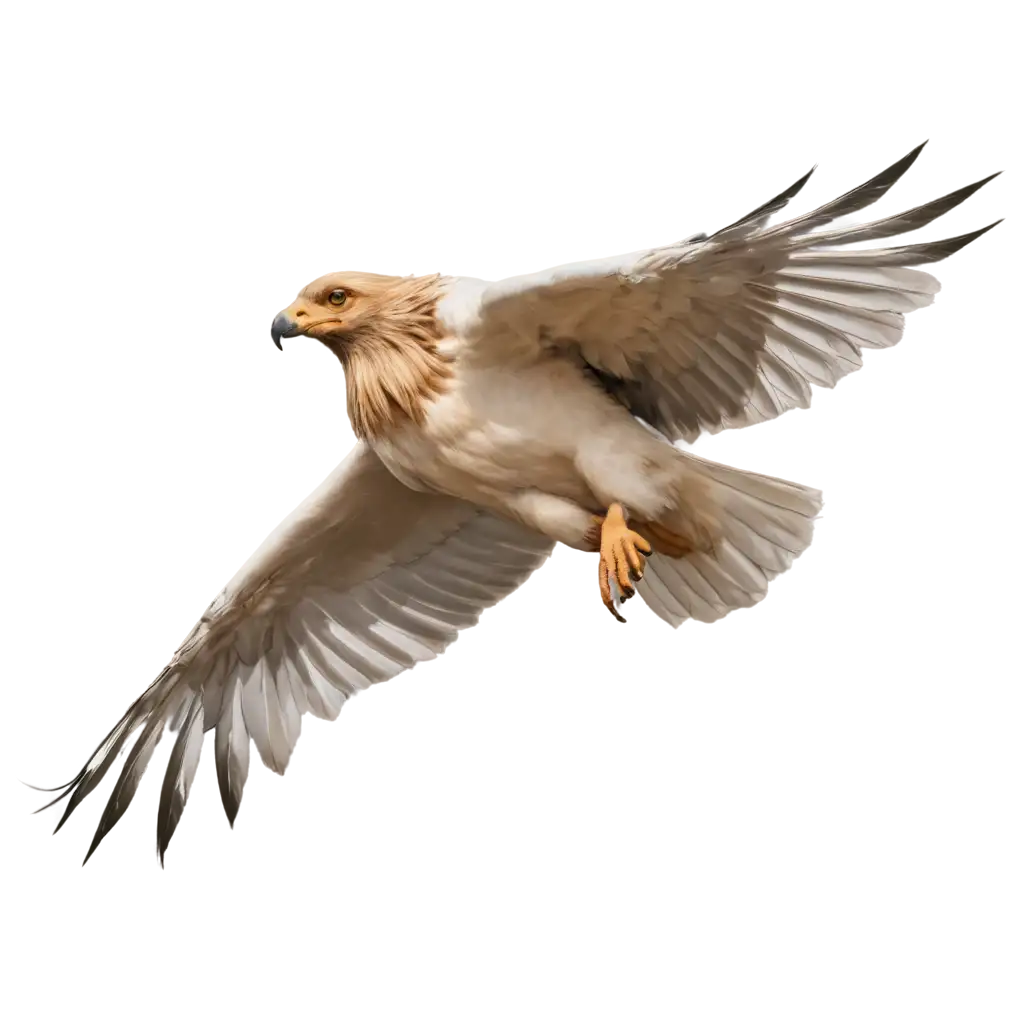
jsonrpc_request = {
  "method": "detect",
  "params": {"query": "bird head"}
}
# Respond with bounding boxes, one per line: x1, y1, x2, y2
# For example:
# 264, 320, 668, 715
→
270, 271, 409, 354
264, 264, 452, 436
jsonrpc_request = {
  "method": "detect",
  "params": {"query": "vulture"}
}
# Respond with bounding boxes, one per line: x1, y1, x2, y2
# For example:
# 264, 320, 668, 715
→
35, 143, 999, 863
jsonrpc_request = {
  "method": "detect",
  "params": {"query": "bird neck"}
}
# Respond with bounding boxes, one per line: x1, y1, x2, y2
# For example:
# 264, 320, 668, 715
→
338, 275, 453, 440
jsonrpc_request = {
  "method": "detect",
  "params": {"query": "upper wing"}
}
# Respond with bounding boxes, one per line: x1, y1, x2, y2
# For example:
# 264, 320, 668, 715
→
39, 444, 553, 862
460, 144, 1000, 443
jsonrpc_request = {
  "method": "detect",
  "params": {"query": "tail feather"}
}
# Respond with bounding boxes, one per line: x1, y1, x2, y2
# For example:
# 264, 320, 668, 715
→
639, 455, 822, 627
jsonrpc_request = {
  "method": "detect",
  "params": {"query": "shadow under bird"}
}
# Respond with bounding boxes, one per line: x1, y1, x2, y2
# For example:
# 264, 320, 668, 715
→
33, 143, 1000, 864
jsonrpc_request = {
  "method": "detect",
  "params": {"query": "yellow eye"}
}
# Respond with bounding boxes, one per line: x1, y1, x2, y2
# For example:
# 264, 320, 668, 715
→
328, 289, 348, 306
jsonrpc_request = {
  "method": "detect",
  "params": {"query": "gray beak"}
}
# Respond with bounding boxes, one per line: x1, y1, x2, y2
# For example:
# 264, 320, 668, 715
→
264, 305, 319, 354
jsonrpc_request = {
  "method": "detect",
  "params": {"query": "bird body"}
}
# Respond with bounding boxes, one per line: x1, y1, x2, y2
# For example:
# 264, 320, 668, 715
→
38, 143, 1000, 862
373, 341, 676, 542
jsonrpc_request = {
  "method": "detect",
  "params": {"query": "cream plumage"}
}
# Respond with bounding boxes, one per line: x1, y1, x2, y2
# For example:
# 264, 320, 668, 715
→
37, 143, 998, 862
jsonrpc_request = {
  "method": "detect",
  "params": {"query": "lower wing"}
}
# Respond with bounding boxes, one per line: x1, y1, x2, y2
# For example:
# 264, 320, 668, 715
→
36, 444, 554, 863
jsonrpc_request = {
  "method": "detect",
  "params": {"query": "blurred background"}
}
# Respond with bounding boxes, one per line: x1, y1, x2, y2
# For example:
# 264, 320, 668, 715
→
1, 2, 1018, 1021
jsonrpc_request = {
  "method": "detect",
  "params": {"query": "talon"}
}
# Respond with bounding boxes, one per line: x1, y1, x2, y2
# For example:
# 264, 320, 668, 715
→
598, 598, 622, 622
596, 502, 651, 622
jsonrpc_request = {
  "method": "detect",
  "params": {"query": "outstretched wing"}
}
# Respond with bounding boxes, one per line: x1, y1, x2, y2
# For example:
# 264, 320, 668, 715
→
460, 143, 1000, 443
38, 444, 553, 863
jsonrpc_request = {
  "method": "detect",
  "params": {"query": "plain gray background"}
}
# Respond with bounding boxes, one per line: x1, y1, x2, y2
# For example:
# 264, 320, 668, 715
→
2, 1, 1019, 1021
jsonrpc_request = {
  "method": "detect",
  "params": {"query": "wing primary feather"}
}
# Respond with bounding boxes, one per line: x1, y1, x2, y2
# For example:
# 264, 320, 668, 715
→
198, 651, 228, 732
52, 684, 157, 827
214, 675, 250, 826
82, 685, 180, 864
797, 172, 1001, 247
268, 640, 303, 758
156, 693, 205, 865
241, 656, 289, 774
782, 223, 991, 266
712, 165, 817, 237
764, 142, 928, 237
45, 670, 177, 828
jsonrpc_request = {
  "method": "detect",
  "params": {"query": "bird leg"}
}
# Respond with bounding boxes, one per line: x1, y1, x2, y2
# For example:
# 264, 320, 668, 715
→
631, 519, 696, 560
590, 503, 652, 623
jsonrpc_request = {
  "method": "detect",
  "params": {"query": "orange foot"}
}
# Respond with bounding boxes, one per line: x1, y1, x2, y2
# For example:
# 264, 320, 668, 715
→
596, 503, 652, 623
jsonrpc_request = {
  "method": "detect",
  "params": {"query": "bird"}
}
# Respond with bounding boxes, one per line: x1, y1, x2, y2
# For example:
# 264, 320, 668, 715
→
34, 142, 999, 864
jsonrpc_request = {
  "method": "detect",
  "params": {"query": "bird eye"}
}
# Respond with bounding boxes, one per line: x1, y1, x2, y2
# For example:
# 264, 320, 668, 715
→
328, 289, 348, 306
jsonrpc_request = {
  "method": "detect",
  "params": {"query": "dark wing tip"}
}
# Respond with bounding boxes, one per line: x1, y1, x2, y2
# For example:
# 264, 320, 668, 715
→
888, 138, 937, 174
874, 141, 928, 188
942, 219, 1004, 254
696, 136, 937, 247
50, 794, 78, 835
713, 164, 818, 238
216, 755, 242, 826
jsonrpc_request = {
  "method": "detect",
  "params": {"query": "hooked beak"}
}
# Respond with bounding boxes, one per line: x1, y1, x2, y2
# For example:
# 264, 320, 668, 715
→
266, 305, 321, 354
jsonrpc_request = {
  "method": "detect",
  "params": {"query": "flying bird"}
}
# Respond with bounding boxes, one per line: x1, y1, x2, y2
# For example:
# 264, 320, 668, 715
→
36, 143, 999, 863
